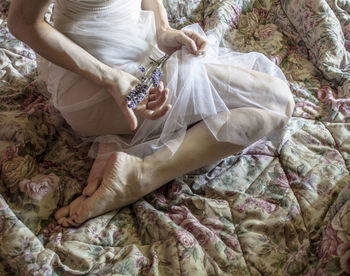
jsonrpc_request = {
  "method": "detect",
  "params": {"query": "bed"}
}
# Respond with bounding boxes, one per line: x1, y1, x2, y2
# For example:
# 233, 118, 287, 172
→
0, 0, 349, 275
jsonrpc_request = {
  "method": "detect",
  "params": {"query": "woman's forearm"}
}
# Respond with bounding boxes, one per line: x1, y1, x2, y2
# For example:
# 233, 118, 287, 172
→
141, 0, 171, 33
8, 0, 123, 87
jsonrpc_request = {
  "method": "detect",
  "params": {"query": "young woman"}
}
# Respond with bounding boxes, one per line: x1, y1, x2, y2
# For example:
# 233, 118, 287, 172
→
8, 0, 295, 227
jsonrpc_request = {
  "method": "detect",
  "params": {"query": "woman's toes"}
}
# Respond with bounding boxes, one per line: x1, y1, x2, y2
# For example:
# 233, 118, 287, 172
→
55, 152, 144, 227
54, 205, 70, 221
57, 217, 70, 227
82, 177, 101, 196
67, 215, 81, 227
55, 196, 86, 226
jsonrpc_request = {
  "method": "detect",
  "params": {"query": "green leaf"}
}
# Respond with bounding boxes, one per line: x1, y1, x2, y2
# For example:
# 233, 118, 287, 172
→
215, 241, 225, 254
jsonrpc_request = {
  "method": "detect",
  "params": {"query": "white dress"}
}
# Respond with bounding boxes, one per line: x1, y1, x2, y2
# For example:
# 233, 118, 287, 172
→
39, 0, 295, 158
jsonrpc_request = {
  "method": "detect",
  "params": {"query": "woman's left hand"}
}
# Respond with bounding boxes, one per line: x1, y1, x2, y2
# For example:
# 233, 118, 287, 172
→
157, 28, 208, 56
134, 81, 172, 120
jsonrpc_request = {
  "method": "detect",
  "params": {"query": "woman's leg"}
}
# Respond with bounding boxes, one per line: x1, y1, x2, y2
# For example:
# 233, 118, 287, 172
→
82, 143, 120, 196
55, 106, 291, 227
81, 62, 295, 194
56, 73, 141, 137
55, 65, 295, 227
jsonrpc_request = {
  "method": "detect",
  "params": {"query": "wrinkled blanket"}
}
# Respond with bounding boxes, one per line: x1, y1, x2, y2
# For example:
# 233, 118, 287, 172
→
0, 0, 350, 275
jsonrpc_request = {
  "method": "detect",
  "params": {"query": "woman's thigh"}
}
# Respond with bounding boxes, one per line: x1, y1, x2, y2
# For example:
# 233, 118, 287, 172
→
205, 63, 294, 117
55, 75, 140, 136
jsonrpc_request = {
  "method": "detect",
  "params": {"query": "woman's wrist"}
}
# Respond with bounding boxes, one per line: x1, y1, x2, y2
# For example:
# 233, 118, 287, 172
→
156, 26, 173, 40
101, 65, 139, 98
156, 25, 172, 34
99, 64, 123, 88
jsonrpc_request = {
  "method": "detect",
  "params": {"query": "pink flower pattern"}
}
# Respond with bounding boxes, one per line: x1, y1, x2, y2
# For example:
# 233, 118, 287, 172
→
238, 197, 278, 214
200, 217, 224, 236
176, 230, 196, 248
269, 55, 282, 66
337, 243, 350, 273
2, 0, 350, 274
19, 173, 58, 201
318, 224, 341, 259
0, 145, 18, 164
181, 218, 215, 247
304, 267, 328, 276
254, 24, 277, 39
0, 197, 8, 211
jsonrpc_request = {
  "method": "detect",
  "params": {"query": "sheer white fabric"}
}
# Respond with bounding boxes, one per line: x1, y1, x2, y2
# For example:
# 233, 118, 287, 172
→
38, 0, 294, 158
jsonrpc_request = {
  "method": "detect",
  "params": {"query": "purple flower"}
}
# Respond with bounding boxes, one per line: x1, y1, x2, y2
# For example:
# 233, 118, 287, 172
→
139, 65, 146, 73
128, 101, 136, 109
126, 54, 169, 108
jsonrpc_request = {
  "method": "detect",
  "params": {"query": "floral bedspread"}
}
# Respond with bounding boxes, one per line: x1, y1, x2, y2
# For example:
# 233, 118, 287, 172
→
1, 0, 350, 275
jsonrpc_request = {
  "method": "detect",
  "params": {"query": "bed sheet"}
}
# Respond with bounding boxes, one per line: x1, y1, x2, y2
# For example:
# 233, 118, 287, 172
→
0, 0, 349, 275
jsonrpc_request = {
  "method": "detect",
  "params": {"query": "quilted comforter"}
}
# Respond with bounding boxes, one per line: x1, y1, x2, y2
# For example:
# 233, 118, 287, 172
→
0, 0, 349, 275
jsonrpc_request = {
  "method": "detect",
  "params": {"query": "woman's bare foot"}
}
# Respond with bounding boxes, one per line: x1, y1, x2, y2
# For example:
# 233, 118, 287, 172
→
55, 151, 145, 227
82, 157, 107, 196
83, 143, 120, 197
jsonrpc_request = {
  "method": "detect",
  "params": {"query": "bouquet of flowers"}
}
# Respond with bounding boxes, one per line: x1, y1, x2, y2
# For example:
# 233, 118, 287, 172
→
125, 54, 170, 109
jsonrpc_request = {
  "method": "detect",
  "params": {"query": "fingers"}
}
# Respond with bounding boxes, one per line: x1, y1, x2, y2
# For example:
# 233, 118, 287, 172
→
147, 88, 168, 110
143, 83, 172, 120
183, 30, 208, 56
148, 81, 163, 100
196, 35, 208, 56
178, 32, 198, 54
148, 83, 168, 110
144, 103, 172, 120
154, 103, 172, 119
120, 102, 138, 131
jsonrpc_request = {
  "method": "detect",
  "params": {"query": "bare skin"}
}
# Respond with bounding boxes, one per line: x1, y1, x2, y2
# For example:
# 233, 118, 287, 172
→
8, 0, 175, 131
8, 0, 295, 227
55, 65, 294, 227
55, 105, 291, 227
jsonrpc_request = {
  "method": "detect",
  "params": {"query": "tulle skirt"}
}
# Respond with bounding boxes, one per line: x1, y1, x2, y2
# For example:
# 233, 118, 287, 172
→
38, 1, 295, 159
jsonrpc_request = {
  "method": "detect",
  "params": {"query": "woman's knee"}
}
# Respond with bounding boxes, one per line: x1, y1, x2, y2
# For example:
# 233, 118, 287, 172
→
279, 81, 295, 119
269, 77, 295, 118
217, 107, 285, 144
285, 89, 295, 118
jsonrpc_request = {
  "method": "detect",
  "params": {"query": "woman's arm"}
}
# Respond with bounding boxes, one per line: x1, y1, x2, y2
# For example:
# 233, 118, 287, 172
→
141, 0, 170, 33
8, 0, 127, 87
8, 0, 171, 130
141, 0, 207, 56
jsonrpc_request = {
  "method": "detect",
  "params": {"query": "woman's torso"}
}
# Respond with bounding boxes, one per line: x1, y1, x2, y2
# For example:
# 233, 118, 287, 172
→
52, 0, 159, 73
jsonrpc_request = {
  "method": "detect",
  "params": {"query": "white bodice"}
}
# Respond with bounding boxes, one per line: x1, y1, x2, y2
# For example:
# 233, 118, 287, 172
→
54, 0, 142, 22
52, 0, 159, 74
42, 0, 293, 160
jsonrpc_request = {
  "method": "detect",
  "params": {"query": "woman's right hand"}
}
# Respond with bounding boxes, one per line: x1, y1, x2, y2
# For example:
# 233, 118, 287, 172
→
105, 69, 171, 131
